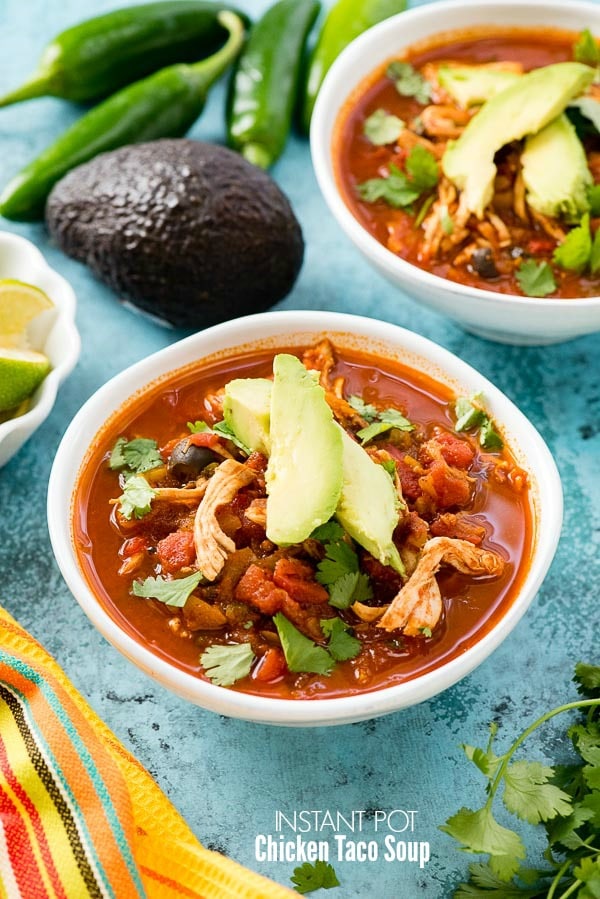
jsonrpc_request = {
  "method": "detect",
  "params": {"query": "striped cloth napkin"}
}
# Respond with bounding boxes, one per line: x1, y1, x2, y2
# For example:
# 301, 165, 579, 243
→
0, 606, 294, 898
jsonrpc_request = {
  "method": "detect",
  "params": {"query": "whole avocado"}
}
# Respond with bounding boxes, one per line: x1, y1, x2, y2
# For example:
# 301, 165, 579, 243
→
45, 139, 304, 328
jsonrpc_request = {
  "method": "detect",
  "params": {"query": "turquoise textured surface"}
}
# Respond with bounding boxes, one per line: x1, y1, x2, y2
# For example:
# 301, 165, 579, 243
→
0, 1, 598, 895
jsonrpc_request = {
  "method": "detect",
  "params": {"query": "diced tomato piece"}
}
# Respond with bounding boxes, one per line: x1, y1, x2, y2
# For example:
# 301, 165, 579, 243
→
527, 238, 555, 254
157, 529, 196, 574
273, 558, 329, 605
235, 564, 288, 615
433, 432, 475, 469
252, 647, 287, 683
246, 452, 268, 473
120, 536, 150, 559
388, 452, 423, 501
280, 595, 325, 642
420, 460, 472, 509
188, 431, 220, 448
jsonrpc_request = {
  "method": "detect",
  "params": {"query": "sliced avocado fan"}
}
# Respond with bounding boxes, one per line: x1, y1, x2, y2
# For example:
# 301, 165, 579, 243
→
442, 62, 595, 218
521, 114, 592, 222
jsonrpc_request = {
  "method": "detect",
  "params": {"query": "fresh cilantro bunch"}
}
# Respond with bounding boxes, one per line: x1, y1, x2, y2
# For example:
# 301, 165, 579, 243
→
554, 214, 600, 276
454, 394, 503, 451
442, 661, 600, 897
312, 521, 373, 609
348, 394, 414, 445
188, 419, 250, 454
387, 60, 432, 105
357, 145, 439, 210
363, 108, 405, 146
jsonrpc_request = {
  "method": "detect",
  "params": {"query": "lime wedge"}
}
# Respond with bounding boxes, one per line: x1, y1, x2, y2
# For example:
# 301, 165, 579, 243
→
0, 279, 53, 347
0, 348, 51, 412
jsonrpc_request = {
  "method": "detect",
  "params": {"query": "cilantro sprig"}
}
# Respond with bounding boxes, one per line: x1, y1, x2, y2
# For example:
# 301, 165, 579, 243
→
200, 643, 255, 687
273, 614, 361, 676
132, 571, 203, 607
348, 394, 414, 445
117, 475, 156, 520
442, 661, 600, 897
357, 145, 439, 210
553, 213, 600, 275
312, 526, 373, 609
573, 28, 600, 68
454, 394, 503, 451
363, 108, 405, 145
188, 419, 250, 454
109, 437, 162, 474
291, 860, 340, 894
387, 60, 432, 105
516, 260, 557, 298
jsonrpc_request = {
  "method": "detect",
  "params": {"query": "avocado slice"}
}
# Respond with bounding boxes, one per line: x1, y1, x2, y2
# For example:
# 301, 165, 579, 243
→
223, 377, 272, 455
335, 426, 404, 575
266, 355, 343, 546
442, 62, 595, 217
521, 114, 592, 222
438, 64, 521, 108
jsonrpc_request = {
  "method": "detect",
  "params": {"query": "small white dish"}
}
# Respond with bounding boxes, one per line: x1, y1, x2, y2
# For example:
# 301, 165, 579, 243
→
0, 232, 80, 467
48, 311, 562, 726
310, 0, 600, 345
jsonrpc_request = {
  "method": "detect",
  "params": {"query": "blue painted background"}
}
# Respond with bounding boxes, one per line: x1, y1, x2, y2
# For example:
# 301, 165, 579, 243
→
0, 1, 598, 895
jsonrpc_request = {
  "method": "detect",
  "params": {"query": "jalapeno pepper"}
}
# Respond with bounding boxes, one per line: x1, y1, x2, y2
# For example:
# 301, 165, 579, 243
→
227, 0, 321, 169
0, 1, 249, 108
0, 12, 245, 221
301, 0, 408, 132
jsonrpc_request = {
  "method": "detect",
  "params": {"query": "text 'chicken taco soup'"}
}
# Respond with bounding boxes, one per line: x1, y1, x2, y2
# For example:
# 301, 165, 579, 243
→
73, 339, 533, 699
334, 26, 600, 299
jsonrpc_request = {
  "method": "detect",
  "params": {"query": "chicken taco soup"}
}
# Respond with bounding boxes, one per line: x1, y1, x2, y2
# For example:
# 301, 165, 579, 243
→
334, 26, 600, 299
73, 339, 533, 700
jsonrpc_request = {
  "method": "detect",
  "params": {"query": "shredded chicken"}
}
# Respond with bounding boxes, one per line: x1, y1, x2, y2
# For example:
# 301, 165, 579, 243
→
153, 484, 208, 504
244, 497, 267, 527
352, 601, 386, 623
420, 104, 472, 139
302, 339, 367, 429
529, 208, 566, 242
194, 459, 255, 581
377, 536, 505, 636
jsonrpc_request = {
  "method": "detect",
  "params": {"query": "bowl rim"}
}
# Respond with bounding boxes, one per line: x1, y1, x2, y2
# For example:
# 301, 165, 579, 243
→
310, 0, 600, 312
0, 231, 80, 449
47, 310, 563, 726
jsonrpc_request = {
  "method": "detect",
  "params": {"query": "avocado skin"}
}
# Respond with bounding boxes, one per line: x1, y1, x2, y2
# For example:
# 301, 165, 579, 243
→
45, 139, 304, 328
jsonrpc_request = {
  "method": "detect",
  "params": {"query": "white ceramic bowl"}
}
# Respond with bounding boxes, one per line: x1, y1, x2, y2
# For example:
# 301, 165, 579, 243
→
0, 232, 80, 467
311, 0, 600, 346
48, 311, 562, 725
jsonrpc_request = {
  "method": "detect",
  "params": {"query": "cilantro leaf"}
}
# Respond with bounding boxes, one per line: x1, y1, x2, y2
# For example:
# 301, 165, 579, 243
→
387, 60, 432, 105
589, 183, 600, 215
291, 860, 340, 894
200, 643, 255, 687
357, 407, 414, 444
363, 108, 405, 145
516, 260, 556, 298
327, 570, 373, 609
574, 29, 600, 66
357, 146, 438, 210
212, 420, 251, 454
502, 761, 573, 824
188, 420, 211, 434
109, 437, 162, 473
310, 521, 347, 543
357, 163, 421, 208
273, 614, 333, 675
454, 394, 503, 451
440, 806, 526, 862
382, 458, 397, 478
462, 743, 503, 780
406, 144, 439, 192
321, 618, 361, 662
575, 662, 600, 697
316, 540, 358, 586
455, 862, 541, 898
132, 571, 203, 607
117, 475, 156, 520
554, 213, 593, 273
348, 394, 377, 422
